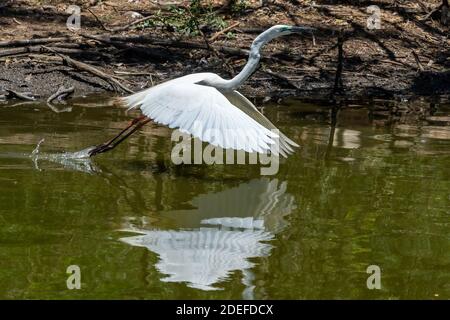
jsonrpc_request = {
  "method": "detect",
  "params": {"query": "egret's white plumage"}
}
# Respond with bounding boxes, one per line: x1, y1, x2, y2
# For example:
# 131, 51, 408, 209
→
120, 73, 298, 156
90, 25, 313, 158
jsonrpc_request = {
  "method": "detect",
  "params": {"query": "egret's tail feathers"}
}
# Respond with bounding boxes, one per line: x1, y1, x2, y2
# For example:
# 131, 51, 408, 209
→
113, 88, 152, 110
112, 96, 127, 108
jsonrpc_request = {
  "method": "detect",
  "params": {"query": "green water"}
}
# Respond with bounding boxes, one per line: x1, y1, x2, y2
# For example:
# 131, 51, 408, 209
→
0, 98, 449, 299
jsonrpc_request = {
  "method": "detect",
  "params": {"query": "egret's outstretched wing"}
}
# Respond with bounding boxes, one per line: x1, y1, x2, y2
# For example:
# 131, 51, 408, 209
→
222, 91, 299, 157
120, 82, 279, 154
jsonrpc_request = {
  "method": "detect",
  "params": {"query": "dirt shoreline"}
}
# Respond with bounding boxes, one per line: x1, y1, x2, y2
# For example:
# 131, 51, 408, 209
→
1, 0, 449, 105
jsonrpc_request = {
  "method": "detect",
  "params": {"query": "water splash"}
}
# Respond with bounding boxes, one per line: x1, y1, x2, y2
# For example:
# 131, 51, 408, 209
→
30, 140, 99, 173
31, 138, 45, 157
58, 146, 97, 160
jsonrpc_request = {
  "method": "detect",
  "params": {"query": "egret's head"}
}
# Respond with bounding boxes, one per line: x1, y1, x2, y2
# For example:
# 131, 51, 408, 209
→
271, 24, 315, 36
252, 24, 315, 47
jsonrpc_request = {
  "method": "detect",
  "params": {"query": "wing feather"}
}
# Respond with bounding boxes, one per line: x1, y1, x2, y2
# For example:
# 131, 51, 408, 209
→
222, 90, 299, 157
121, 81, 279, 154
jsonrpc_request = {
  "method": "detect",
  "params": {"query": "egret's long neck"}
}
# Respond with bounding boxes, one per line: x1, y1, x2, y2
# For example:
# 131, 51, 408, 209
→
225, 51, 260, 89
211, 30, 277, 91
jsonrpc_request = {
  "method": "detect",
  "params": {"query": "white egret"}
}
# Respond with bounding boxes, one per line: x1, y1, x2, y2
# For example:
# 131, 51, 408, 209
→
88, 25, 313, 158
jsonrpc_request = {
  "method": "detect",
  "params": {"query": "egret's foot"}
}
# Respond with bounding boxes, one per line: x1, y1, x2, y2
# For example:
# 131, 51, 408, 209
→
88, 143, 110, 157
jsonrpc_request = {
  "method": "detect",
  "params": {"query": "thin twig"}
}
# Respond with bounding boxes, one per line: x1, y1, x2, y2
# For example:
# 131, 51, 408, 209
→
209, 22, 240, 42
87, 8, 113, 32
88, 8, 155, 32
113, 71, 155, 76
111, 15, 155, 32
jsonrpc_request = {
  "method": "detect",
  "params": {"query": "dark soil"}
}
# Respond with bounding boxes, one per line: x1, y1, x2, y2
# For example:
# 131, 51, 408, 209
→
0, 0, 449, 105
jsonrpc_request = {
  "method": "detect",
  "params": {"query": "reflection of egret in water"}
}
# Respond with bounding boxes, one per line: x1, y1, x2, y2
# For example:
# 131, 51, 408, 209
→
120, 179, 296, 295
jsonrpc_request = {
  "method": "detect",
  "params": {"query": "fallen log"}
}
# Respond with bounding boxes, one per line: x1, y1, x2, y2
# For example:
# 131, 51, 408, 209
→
0, 46, 87, 58
5, 89, 35, 101
0, 37, 72, 48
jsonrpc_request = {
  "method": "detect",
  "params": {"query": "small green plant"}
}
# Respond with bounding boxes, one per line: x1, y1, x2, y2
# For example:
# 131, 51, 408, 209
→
225, 31, 236, 40
231, 0, 249, 14
136, 0, 228, 37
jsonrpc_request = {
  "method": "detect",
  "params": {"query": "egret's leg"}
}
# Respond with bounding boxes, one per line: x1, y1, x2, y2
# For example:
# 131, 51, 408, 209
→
88, 115, 145, 156
104, 115, 147, 146
94, 118, 151, 154
89, 116, 151, 157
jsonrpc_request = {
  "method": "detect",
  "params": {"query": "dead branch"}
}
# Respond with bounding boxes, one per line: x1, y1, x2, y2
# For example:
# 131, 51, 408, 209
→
110, 15, 155, 32
88, 8, 156, 32
6, 89, 35, 101
42, 46, 134, 94
87, 8, 113, 32
209, 22, 240, 42
0, 37, 72, 48
85, 33, 250, 57
47, 86, 75, 103
0, 46, 86, 58
85, 33, 304, 64
261, 68, 300, 89
333, 31, 345, 95
113, 71, 155, 76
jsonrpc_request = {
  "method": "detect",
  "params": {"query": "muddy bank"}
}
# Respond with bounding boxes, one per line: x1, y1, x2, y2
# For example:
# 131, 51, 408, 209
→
0, 0, 449, 105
